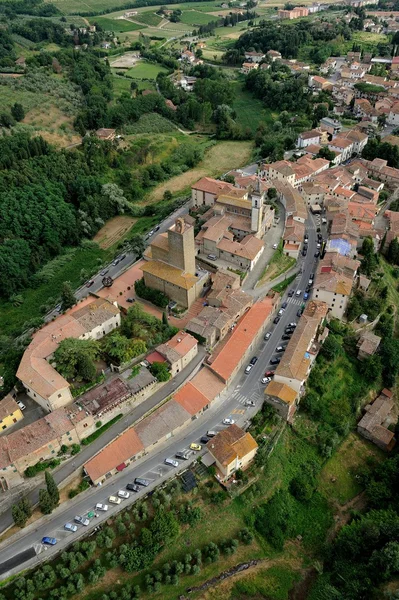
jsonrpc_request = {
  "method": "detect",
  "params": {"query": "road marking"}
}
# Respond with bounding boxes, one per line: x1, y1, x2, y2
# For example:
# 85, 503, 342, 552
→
232, 408, 245, 415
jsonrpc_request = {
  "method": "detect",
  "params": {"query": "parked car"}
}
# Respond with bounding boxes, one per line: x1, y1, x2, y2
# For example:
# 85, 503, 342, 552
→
246, 400, 256, 407
134, 478, 151, 487
302, 248, 307, 257
148, 230, 154, 237
309, 273, 314, 280
282, 334, 291, 341
297, 309, 303, 317
126, 483, 140, 492
119, 254, 126, 261
282, 301, 288, 309
64, 523, 78, 532
118, 490, 130, 499
86, 280, 94, 288
95, 503, 108, 511
278, 309, 284, 316
175, 450, 191, 460
261, 376, 271, 385
112, 258, 120, 266
314, 251, 320, 258
273, 316, 280, 325
127, 297, 135, 303
264, 332, 271, 341
164, 458, 179, 467
304, 234, 308, 242
275, 346, 285, 353
304, 292, 309, 300
308, 278, 313, 286
74, 515, 90, 526
200, 436, 210, 444
42, 537, 57, 546
289, 322, 297, 328
190, 443, 202, 451
305, 285, 311, 293
207, 254, 217, 260
223, 417, 235, 425
265, 370, 275, 377
250, 356, 258, 365
295, 290, 301, 296
109, 496, 122, 505
154, 225, 160, 232
100, 269, 109, 276
316, 243, 321, 249
17, 400, 26, 411
270, 357, 281, 365
245, 364, 253, 374
288, 289, 294, 297
207, 431, 217, 438
272, 243, 278, 249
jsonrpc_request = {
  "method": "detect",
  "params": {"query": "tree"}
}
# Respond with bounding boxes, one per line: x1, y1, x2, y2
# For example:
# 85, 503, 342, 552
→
321, 334, 342, 360
317, 146, 336, 162
387, 237, 399, 265
61, 281, 75, 310
150, 361, 171, 381
162, 312, 168, 326
102, 331, 146, 364
45, 470, 59, 506
360, 236, 378, 276
11, 103, 25, 122
54, 337, 99, 381
129, 235, 145, 258
39, 489, 54, 515
163, 190, 172, 201
12, 504, 27, 528
267, 187, 277, 200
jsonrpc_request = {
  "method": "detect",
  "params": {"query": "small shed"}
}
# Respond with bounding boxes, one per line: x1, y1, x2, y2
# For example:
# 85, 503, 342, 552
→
359, 313, 368, 323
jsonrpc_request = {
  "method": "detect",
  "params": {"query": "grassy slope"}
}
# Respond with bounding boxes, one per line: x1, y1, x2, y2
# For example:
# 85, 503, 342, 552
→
231, 80, 275, 133
125, 62, 168, 79
90, 16, 146, 31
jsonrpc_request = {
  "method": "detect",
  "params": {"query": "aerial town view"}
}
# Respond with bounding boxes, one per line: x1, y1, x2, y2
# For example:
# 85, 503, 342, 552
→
1, 0, 399, 597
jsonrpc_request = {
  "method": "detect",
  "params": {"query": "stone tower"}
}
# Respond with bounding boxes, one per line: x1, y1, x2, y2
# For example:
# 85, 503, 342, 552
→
168, 218, 196, 274
251, 194, 262, 234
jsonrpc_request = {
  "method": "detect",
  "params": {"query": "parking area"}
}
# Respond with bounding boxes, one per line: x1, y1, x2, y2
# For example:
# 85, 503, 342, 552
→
0, 394, 46, 437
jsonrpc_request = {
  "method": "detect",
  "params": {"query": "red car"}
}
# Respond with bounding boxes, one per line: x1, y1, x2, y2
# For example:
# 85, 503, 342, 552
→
264, 370, 275, 377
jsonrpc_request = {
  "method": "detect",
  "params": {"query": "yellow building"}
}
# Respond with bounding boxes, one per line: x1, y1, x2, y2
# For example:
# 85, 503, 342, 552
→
0, 395, 23, 432
207, 424, 258, 482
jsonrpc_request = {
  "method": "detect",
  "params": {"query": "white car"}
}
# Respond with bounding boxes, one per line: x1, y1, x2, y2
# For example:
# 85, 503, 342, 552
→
289, 322, 297, 328
295, 290, 301, 297
117, 490, 130, 500
223, 417, 235, 425
109, 496, 121, 505
245, 364, 253, 374
17, 400, 26, 411
261, 376, 271, 385
264, 332, 271, 341
246, 400, 256, 407
95, 503, 108, 512
272, 243, 278, 249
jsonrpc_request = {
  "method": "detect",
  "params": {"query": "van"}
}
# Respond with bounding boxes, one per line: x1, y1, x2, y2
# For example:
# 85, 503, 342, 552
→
164, 458, 179, 467
134, 477, 151, 487
207, 430, 217, 438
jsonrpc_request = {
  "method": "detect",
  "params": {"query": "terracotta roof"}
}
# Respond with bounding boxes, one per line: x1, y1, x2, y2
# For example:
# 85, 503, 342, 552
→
159, 331, 197, 359
17, 297, 120, 401
265, 380, 297, 404
190, 367, 225, 401
209, 299, 274, 383
217, 235, 264, 261
141, 261, 198, 290
174, 381, 210, 415
207, 424, 257, 467
84, 428, 144, 482
299, 129, 322, 140
192, 177, 234, 196
135, 400, 191, 447
0, 395, 21, 421
146, 351, 167, 364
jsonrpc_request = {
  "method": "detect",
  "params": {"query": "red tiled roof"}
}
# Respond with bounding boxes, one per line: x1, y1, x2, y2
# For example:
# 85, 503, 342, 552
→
84, 428, 144, 483
174, 381, 210, 415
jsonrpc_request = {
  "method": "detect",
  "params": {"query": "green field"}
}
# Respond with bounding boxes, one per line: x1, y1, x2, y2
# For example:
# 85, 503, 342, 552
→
125, 61, 168, 79
179, 9, 219, 25
111, 74, 133, 97
232, 80, 274, 133
125, 112, 177, 134
132, 11, 163, 26
90, 16, 145, 32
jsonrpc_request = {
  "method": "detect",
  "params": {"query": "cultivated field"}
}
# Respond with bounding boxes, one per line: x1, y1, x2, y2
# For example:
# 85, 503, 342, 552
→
125, 61, 168, 79
91, 16, 145, 32
93, 215, 137, 249
147, 140, 253, 201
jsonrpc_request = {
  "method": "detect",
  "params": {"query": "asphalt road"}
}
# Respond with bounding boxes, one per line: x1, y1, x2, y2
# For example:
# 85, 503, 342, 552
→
45, 202, 190, 322
0, 213, 320, 579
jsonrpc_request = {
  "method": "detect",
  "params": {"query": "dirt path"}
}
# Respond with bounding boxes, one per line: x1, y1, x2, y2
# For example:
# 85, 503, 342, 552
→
93, 215, 137, 249
327, 491, 367, 541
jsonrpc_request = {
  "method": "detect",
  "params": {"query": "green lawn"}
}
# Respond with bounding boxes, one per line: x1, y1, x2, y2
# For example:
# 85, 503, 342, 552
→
179, 9, 219, 25
125, 113, 177, 134
318, 433, 384, 506
232, 80, 274, 133
112, 74, 133, 97
125, 62, 168, 79
231, 566, 301, 600
90, 16, 146, 32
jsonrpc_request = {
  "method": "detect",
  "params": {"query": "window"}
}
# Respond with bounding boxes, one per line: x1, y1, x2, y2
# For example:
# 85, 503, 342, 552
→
68, 436, 73, 441
13, 418, 17, 424
83, 423, 88, 428
1, 426, 6, 430
58, 393, 62, 398
51, 450, 55, 455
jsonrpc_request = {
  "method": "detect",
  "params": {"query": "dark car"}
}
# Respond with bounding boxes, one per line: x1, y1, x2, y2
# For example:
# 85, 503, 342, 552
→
119, 254, 126, 261
302, 248, 307, 257
270, 357, 281, 365
273, 316, 280, 325
282, 301, 288, 309
310, 273, 315, 280
134, 477, 150, 487
86, 280, 94, 288
154, 225, 160, 232
314, 251, 320, 258
317, 233, 323, 241
282, 334, 291, 341
200, 436, 210, 444
304, 235, 308, 243
285, 326, 294, 333
297, 309, 303, 317
127, 297, 135, 303
305, 285, 311, 293
250, 356, 258, 365
288, 289, 294, 297
265, 370, 275, 377
126, 483, 140, 492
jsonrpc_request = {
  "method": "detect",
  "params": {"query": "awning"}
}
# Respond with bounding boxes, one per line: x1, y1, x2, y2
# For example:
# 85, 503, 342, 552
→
116, 463, 126, 472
